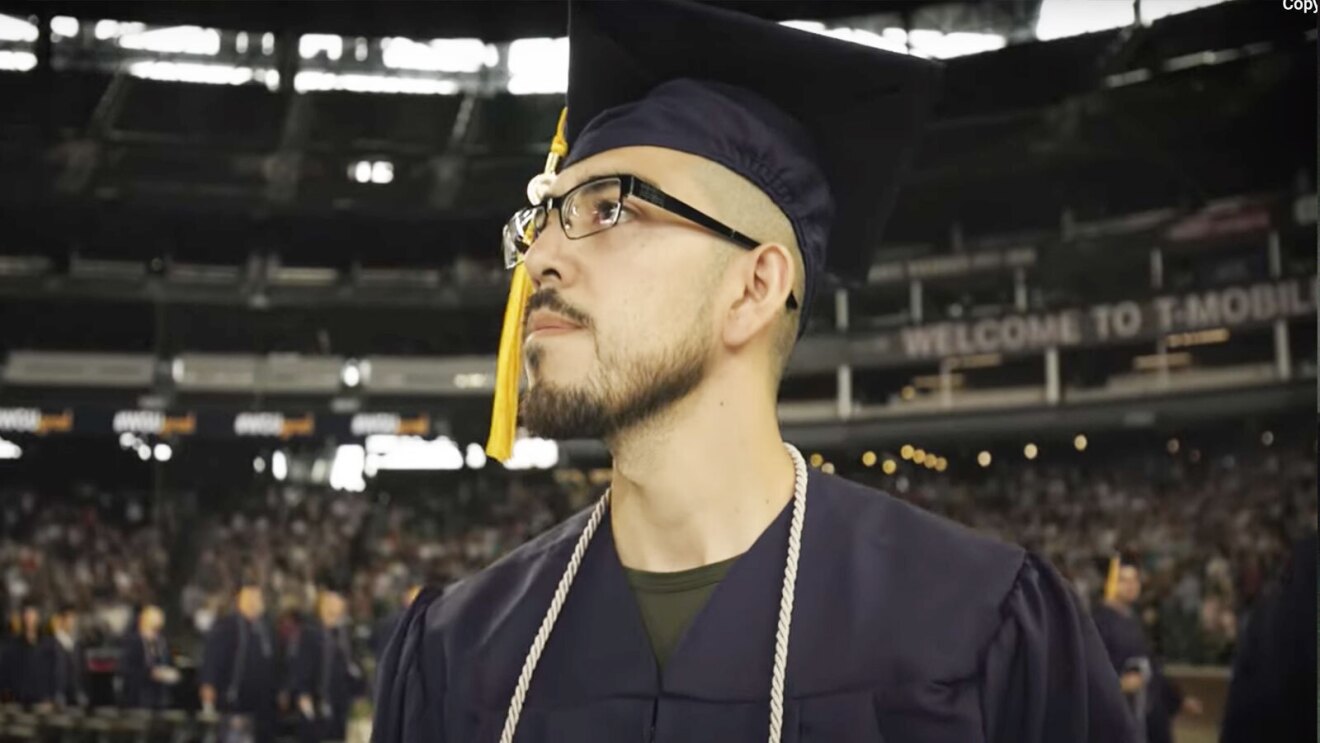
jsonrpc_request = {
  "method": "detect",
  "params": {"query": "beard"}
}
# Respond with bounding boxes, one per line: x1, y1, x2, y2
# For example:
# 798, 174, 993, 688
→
520, 325, 711, 441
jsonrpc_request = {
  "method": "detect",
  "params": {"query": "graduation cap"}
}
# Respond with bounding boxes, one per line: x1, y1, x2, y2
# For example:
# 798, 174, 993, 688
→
486, 0, 941, 461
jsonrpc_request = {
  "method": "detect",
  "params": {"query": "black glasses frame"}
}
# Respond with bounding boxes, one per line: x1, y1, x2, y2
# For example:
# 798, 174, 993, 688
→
504, 174, 798, 310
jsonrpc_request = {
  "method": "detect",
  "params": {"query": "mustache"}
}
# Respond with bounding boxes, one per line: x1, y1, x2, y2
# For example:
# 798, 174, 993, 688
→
525, 290, 592, 330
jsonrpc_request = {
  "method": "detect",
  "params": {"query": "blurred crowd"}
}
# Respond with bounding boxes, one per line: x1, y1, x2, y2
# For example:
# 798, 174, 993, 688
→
179, 475, 566, 652
859, 438, 1317, 665
1, 489, 173, 647
1, 435, 1313, 727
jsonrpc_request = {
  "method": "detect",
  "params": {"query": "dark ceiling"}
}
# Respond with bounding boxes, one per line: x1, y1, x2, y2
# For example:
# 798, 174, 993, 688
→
0, 0, 967, 42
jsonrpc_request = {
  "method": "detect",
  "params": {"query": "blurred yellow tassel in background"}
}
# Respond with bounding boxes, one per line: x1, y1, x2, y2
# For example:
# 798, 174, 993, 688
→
1103, 554, 1120, 602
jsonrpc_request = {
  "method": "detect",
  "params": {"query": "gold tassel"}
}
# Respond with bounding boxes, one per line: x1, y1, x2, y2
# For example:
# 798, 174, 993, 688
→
485, 109, 570, 462
1103, 554, 1120, 602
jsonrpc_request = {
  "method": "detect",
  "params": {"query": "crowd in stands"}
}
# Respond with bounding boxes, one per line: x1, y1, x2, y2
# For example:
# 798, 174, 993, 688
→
1, 434, 1313, 721
854, 437, 1317, 665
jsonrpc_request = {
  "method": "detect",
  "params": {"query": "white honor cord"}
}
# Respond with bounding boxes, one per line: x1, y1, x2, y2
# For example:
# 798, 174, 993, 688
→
499, 442, 808, 743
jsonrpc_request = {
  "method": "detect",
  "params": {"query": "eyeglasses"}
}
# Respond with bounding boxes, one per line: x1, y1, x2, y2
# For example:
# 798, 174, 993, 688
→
502, 174, 799, 310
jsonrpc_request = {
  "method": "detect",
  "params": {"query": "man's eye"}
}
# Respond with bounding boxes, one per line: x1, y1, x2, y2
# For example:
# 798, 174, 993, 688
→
591, 199, 619, 220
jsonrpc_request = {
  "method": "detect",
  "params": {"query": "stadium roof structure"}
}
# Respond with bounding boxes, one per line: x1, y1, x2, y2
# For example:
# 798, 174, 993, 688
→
0, 0, 1016, 42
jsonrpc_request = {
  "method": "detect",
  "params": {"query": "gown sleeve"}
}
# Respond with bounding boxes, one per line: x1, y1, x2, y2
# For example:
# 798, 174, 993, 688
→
372, 586, 446, 743
979, 553, 1138, 743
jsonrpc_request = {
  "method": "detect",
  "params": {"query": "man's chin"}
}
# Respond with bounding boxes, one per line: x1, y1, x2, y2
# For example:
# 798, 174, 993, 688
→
519, 385, 608, 441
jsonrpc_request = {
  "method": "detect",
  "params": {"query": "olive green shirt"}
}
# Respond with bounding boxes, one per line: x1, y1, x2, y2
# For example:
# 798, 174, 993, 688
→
623, 554, 742, 671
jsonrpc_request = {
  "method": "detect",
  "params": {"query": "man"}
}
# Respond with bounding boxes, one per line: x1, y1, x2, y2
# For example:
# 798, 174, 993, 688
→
199, 584, 280, 743
1220, 532, 1318, 742
42, 606, 86, 709
118, 605, 179, 710
374, 1, 1133, 741
6, 602, 50, 705
1093, 560, 1201, 743
291, 588, 365, 743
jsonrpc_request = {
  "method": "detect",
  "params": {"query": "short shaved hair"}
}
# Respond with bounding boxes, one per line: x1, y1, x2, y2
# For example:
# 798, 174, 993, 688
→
689, 158, 805, 387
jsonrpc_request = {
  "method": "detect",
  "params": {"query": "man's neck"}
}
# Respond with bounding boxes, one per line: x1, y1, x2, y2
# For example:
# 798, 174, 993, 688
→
606, 374, 794, 573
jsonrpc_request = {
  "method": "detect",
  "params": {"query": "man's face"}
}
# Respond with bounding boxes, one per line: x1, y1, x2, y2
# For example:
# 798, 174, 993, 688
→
237, 587, 265, 618
1117, 566, 1142, 604
319, 592, 345, 625
519, 147, 727, 441
142, 606, 164, 634
21, 607, 39, 633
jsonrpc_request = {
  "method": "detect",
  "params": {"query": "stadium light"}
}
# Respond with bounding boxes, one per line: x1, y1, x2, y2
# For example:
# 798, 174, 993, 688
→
809, 452, 823, 468
50, 16, 79, 38
913, 449, 927, 465
341, 360, 362, 388
821, 462, 835, 475
381, 37, 497, 73
153, 443, 172, 462
507, 37, 568, 94
977, 451, 992, 468
881, 459, 897, 475
465, 443, 487, 470
1261, 430, 1274, 447
900, 444, 914, 461
115, 24, 222, 56
1024, 443, 1038, 460
273, 450, 288, 481
0, 51, 36, 71
330, 445, 366, 492
1036, 0, 1134, 41
1167, 438, 1180, 455
253, 455, 266, 474
299, 34, 343, 61
861, 451, 877, 467
1074, 434, 1088, 452
136, 443, 152, 461
0, 14, 38, 42
935, 457, 948, 473
0, 436, 21, 460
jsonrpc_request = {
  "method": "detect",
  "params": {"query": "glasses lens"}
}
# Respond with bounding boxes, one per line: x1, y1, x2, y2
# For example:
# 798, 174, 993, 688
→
502, 206, 546, 268
561, 177, 623, 239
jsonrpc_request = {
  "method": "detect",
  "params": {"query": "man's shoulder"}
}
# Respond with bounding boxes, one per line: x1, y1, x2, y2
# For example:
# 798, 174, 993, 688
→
813, 470, 1026, 579
419, 505, 597, 639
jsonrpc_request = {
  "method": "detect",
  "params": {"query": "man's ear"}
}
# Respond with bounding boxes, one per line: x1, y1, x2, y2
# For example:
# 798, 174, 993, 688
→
722, 242, 795, 347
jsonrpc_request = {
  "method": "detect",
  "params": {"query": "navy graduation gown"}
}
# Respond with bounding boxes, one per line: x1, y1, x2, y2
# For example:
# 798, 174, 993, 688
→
5, 637, 52, 705
374, 471, 1135, 742
1091, 605, 1179, 743
200, 614, 280, 743
292, 621, 365, 742
1220, 532, 1318, 743
41, 636, 85, 708
118, 632, 173, 709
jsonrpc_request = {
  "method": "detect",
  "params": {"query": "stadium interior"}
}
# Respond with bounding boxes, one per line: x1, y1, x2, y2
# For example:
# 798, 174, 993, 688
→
0, 1, 1314, 742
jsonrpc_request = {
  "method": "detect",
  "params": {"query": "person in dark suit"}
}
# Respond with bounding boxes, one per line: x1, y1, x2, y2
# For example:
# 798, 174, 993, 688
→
118, 605, 178, 709
8, 602, 51, 705
42, 605, 86, 709
292, 588, 364, 743
199, 584, 280, 743
1220, 532, 1318, 742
